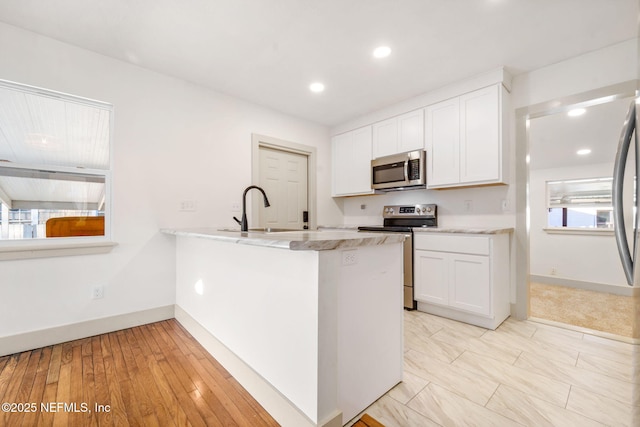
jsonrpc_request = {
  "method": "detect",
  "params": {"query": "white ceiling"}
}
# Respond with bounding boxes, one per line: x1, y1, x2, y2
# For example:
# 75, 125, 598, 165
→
0, 0, 636, 127
529, 96, 634, 170
0, 83, 110, 210
0, 86, 111, 169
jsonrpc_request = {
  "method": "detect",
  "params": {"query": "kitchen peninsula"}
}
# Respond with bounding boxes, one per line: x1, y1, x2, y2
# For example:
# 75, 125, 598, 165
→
161, 228, 405, 427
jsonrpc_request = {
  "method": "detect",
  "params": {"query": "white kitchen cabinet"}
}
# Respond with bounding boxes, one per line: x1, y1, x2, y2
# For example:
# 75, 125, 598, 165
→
414, 249, 449, 305
424, 98, 459, 186
425, 84, 506, 188
413, 231, 510, 329
332, 126, 374, 196
372, 109, 424, 158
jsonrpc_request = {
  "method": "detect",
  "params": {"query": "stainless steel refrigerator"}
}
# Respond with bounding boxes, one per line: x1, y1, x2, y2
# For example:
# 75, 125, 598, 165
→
613, 98, 640, 286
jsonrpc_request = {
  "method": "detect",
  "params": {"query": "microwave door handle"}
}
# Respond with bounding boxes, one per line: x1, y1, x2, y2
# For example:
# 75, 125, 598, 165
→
404, 160, 409, 182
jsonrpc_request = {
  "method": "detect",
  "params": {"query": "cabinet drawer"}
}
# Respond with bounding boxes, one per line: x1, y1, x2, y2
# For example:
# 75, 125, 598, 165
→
414, 234, 489, 255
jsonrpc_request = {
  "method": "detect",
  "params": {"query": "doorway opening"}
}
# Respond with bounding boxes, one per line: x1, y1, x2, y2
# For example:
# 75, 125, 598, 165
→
251, 134, 317, 231
515, 80, 640, 341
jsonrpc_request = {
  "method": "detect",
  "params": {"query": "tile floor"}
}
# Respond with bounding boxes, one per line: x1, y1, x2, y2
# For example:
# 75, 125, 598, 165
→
348, 311, 639, 427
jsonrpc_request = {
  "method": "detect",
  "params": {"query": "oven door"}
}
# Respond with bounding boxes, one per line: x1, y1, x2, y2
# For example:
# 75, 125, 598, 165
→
401, 232, 415, 310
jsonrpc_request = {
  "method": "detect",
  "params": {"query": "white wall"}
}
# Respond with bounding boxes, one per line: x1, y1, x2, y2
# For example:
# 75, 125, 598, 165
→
0, 22, 338, 340
340, 186, 512, 228
510, 39, 638, 109
529, 162, 628, 287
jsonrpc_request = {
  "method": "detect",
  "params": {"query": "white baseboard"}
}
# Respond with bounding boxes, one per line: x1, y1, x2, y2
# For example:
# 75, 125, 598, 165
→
174, 305, 338, 427
0, 305, 175, 357
530, 275, 639, 296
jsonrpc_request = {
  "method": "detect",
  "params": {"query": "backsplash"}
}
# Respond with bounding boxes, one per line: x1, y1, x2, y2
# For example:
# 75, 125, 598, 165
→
341, 185, 515, 228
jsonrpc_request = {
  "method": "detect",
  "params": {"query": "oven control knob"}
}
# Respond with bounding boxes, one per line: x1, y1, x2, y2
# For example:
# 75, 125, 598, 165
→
421, 207, 427, 213
426, 207, 432, 213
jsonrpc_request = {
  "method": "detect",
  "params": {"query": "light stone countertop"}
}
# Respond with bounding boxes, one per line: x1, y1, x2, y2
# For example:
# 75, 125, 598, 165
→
412, 227, 514, 235
161, 228, 405, 251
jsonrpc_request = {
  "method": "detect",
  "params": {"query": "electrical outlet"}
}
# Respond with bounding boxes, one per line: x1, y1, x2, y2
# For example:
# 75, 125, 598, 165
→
92, 285, 104, 299
231, 202, 241, 212
179, 200, 197, 212
501, 199, 509, 212
550, 268, 557, 276
342, 250, 358, 266
463, 200, 473, 212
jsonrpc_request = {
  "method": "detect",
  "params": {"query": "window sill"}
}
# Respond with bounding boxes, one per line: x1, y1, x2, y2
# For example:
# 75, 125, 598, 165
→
0, 240, 118, 261
543, 227, 614, 236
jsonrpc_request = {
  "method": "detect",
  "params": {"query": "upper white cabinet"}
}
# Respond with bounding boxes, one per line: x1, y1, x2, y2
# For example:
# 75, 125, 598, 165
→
425, 84, 506, 189
332, 126, 374, 197
372, 109, 424, 158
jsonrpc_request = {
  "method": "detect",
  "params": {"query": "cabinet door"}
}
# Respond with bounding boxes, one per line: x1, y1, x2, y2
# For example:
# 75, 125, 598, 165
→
332, 127, 373, 196
425, 98, 460, 187
351, 126, 373, 194
414, 250, 449, 306
332, 132, 351, 196
459, 85, 501, 184
449, 253, 491, 316
372, 118, 398, 158
397, 110, 424, 153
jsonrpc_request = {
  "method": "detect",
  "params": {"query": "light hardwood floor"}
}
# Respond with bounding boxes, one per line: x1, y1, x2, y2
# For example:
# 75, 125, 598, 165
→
0, 319, 278, 427
349, 311, 639, 427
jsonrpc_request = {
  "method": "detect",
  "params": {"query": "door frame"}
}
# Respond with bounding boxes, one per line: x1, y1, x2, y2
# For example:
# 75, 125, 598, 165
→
513, 80, 638, 320
251, 133, 317, 230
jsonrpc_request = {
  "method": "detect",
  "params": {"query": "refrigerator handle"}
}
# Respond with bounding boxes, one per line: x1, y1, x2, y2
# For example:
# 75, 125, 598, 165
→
612, 99, 636, 286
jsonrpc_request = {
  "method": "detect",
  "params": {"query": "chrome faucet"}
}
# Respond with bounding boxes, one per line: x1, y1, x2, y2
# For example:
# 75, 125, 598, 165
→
235, 185, 270, 232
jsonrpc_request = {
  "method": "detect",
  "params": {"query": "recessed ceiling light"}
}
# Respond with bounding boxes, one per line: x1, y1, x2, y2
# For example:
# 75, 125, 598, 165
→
373, 46, 391, 58
577, 148, 591, 155
568, 108, 586, 117
309, 82, 325, 93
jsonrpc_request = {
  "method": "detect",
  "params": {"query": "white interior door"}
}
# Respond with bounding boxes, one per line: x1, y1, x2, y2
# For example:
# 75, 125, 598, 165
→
258, 147, 308, 230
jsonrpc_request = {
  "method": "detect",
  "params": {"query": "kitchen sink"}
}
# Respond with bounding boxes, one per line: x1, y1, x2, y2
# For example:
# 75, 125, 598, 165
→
218, 227, 300, 233
249, 227, 300, 233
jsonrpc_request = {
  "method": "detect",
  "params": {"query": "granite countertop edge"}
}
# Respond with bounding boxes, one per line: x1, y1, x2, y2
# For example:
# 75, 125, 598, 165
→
161, 228, 405, 251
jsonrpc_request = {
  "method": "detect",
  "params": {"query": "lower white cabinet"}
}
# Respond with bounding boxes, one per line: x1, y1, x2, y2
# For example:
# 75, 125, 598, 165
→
414, 232, 510, 329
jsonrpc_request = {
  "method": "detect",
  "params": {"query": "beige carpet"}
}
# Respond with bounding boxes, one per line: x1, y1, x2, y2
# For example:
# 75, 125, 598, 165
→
529, 282, 639, 339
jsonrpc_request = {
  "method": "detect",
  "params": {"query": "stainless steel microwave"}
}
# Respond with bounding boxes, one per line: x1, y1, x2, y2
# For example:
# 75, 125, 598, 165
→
371, 150, 426, 191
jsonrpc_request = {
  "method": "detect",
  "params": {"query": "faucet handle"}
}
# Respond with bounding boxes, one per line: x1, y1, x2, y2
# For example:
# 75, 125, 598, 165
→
233, 216, 242, 226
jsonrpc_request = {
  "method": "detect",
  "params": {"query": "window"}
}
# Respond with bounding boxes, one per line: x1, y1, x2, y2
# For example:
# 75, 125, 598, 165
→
0, 80, 112, 242
546, 177, 613, 229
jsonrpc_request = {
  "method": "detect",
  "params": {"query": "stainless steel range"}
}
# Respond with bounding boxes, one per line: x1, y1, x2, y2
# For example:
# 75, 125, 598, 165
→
358, 204, 437, 309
